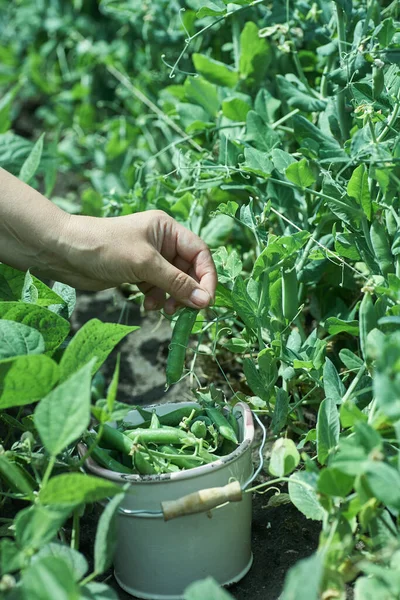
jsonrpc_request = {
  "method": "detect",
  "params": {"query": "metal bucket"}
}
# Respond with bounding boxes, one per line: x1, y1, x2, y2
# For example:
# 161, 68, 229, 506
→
84, 401, 254, 600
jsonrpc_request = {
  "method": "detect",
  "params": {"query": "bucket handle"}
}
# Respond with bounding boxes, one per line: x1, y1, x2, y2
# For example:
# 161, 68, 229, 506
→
161, 480, 242, 521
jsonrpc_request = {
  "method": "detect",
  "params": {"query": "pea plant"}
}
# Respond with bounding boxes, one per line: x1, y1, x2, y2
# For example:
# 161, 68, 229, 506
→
1, 0, 400, 598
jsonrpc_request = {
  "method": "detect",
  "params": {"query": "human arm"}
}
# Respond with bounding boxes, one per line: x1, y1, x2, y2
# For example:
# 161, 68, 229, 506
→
0, 168, 217, 313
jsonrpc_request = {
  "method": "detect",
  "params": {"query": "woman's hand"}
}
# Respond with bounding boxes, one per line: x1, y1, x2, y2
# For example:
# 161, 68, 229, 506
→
0, 168, 216, 314
62, 210, 217, 314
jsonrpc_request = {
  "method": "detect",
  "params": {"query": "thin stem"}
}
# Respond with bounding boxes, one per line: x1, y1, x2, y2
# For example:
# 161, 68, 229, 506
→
270, 108, 299, 130
377, 88, 400, 143
342, 364, 367, 403
71, 508, 80, 551
41, 455, 56, 488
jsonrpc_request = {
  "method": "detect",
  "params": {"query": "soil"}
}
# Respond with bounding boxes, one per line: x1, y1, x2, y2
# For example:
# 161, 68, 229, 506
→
72, 290, 321, 600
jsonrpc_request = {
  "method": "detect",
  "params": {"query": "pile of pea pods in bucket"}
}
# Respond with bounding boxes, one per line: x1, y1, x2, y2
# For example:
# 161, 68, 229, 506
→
85, 391, 242, 477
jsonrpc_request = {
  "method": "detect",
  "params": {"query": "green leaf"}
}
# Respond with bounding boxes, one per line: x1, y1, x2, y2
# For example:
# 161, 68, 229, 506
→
243, 358, 269, 403
222, 97, 251, 121
34, 543, 88, 582
192, 54, 238, 88
184, 577, 234, 600
196, 0, 226, 18
0, 539, 23, 576
0, 302, 69, 354
94, 493, 124, 574
52, 282, 76, 318
317, 398, 340, 465
15, 505, 71, 551
22, 556, 80, 600
288, 472, 325, 521
324, 317, 359, 336
243, 146, 273, 177
59, 319, 138, 382
269, 438, 300, 477
285, 159, 316, 189
271, 149, 296, 173
339, 349, 363, 370
0, 454, 35, 498
232, 276, 258, 330
34, 360, 94, 456
277, 75, 326, 112
80, 582, 119, 600
317, 468, 354, 497
245, 110, 279, 151
239, 22, 271, 80
0, 264, 65, 306
365, 461, 400, 511
323, 358, 345, 404
39, 473, 122, 506
21, 271, 39, 304
281, 553, 323, 600
0, 320, 45, 359
293, 115, 348, 163
0, 354, 59, 409
347, 164, 372, 220
184, 77, 220, 117
271, 388, 289, 434
354, 576, 393, 600
18, 133, 45, 184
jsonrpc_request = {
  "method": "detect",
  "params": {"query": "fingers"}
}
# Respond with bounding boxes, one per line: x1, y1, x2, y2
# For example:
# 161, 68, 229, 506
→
143, 249, 213, 310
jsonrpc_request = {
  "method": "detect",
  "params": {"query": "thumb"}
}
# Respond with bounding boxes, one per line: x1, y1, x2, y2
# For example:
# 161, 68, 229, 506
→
146, 252, 211, 308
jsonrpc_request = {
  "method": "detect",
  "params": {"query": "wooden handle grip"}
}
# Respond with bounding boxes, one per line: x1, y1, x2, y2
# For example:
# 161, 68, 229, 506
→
161, 481, 242, 521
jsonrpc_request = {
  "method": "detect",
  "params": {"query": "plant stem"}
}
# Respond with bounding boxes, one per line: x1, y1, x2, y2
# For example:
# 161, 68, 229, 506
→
232, 14, 240, 72
41, 455, 56, 488
342, 364, 367, 403
71, 508, 80, 551
335, 5, 351, 142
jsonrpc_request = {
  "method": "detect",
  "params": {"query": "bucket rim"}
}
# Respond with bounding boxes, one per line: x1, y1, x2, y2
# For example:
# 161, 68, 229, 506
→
80, 401, 254, 484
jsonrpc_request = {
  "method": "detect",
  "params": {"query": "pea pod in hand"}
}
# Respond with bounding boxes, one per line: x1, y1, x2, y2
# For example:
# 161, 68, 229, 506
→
166, 308, 199, 387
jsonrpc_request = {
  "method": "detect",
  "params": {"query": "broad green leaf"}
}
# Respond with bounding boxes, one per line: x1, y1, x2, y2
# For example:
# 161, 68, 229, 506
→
222, 97, 251, 121
239, 22, 271, 80
18, 133, 45, 184
269, 438, 300, 477
223, 338, 248, 353
271, 388, 289, 434
370, 220, 394, 276
80, 582, 119, 600
192, 54, 238, 88
339, 349, 364, 370
243, 358, 269, 403
243, 146, 273, 177
271, 149, 296, 173
365, 461, 400, 511
22, 555, 80, 600
94, 493, 124, 574
317, 398, 340, 465
254, 88, 281, 123
332, 437, 368, 476
52, 282, 76, 318
0, 454, 35, 498
34, 543, 88, 582
214, 283, 233, 308
0, 354, 59, 409
0, 320, 45, 359
196, 0, 226, 18
15, 505, 71, 551
232, 276, 258, 330
323, 358, 345, 404
39, 473, 121, 506
293, 115, 348, 163
0, 539, 23, 576
288, 472, 325, 521
281, 553, 323, 600
184, 77, 220, 117
59, 319, 138, 382
107, 355, 120, 415
0, 302, 69, 354
317, 468, 354, 497
245, 110, 279, 151
184, 577, 234, 600
277, 75, 326, 112
354, 576, 392, 600
21, 271, 39, 304
340, 400, 367, 428
0, 265, 65, 306
34, 360, 94, 456
325, 317, 359, 336
347, 164, 372, 220
285, 159, 316, 189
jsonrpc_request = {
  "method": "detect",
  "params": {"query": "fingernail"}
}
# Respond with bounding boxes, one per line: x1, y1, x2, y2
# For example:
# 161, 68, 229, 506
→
190, 288, 210, 307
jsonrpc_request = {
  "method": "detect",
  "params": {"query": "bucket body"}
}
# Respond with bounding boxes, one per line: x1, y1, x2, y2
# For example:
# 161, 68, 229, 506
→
85, 402, 254, 600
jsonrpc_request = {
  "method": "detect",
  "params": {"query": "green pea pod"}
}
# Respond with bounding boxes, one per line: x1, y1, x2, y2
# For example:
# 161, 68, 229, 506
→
99, 424, 133, 456
205, 408, 239, 445
166, 308, 199, 386
152, 446, 205, 470
359, 292, 377, 360
370, 221, 394, 277
190, 420, 207, 439
372, 66, 384, 100
91, 445, 132, 474
132, 446, 157, 475
226, 411, 239, 439
282, 267, 298, 321
159, 407, 201, 427
125, 426, 198, 447
386, 211, 397, 239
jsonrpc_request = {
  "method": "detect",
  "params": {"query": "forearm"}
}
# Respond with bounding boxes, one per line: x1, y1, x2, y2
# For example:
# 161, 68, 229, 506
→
0, 167, 72, 278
